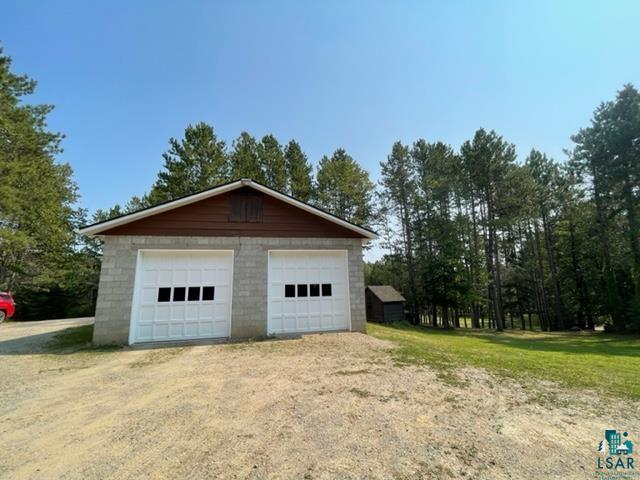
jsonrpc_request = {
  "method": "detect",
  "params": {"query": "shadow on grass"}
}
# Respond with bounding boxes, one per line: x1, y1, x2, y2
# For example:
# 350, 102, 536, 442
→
0, 324, 120, 355
380, 322, 640, 358
0, 322, 325, 355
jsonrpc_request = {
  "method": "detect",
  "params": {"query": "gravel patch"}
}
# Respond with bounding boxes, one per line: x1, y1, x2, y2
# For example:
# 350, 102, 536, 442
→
0, 319, 636, 479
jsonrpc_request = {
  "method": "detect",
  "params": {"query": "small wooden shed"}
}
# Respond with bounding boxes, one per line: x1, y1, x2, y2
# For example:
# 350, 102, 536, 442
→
365, 285, 405, 323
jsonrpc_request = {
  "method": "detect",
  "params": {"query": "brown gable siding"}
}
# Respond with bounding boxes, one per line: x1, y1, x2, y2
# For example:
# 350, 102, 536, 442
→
100, 188, 364, 238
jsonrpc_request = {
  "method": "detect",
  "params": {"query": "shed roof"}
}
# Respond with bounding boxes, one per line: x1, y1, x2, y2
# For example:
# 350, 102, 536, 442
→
367, 285, 405, 303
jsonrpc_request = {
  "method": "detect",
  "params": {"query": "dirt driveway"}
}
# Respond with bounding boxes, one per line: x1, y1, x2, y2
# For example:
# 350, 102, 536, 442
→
0, 319, 635, 479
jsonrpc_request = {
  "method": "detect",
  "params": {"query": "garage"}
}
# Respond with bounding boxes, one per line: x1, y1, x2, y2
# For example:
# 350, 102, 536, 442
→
130, 250, 233, 343
268, 250, 350, 334
79, 179, 375, 345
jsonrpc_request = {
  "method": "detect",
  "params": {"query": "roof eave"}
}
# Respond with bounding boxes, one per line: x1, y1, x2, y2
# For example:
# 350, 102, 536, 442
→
77, 179, 378, 240
76, 180, 244, 236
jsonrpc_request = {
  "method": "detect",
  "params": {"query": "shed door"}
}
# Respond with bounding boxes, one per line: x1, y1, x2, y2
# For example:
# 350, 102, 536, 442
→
131, 250, 233, 343
268, 251, 350, 334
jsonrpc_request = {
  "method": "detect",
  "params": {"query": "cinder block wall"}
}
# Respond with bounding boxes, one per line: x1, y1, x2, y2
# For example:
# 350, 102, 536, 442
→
93, 236, 366, 345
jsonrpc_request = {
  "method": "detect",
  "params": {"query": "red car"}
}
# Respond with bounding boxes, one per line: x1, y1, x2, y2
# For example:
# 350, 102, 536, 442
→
0, 292, 15, 322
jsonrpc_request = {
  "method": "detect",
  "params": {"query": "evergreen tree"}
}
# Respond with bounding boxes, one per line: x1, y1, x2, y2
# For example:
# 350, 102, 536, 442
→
0, 47, 78, 293
570, 84, 640, 330
555, 166, 596, 330
525, 150, 566, 330
284, 140, 314, 201
258, 134, 287, 191
380, 141, 419, 323
412, 140, 466, 328
315, 149, 374, 226
459, 129, 518, 330
0, 46, 97, 319
147, 122, 228, 204
229, 132, 264, 182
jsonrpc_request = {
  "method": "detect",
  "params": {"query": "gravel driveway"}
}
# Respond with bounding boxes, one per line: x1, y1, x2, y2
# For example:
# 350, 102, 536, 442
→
0, 319, 635, 479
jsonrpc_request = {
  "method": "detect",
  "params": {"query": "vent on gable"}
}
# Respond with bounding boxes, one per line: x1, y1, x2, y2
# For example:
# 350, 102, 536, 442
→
229, 190, 264, 222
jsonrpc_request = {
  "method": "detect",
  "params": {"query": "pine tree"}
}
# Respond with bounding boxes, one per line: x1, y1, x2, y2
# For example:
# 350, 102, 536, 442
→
0, 47, 77, 284
570, 84, 640, 330
380, 141, 419, 324
459, 129, 518, 331
284, 140, 314, 201
147, 122, 228, 204
525, 150, 566, 330
0, 46, 83, 315
258, 134, 287, 191
412, 140, 464, 328
229, 132, 264, 182
315, 149, 374, 226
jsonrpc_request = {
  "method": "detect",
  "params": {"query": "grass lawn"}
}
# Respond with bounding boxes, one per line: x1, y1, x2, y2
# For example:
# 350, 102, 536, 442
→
45, 324, 94, 350
368, 322, 640, 399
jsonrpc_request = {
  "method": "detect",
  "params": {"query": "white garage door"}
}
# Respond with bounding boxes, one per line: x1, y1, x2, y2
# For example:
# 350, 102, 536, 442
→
131, 250, 233, 343
268, 250, 350, 334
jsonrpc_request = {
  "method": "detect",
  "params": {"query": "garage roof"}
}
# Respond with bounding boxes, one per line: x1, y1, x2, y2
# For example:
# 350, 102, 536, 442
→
78, 178, 378, 239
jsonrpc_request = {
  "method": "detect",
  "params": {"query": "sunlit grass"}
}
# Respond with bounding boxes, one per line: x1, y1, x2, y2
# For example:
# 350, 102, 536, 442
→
368, 322, 640, 399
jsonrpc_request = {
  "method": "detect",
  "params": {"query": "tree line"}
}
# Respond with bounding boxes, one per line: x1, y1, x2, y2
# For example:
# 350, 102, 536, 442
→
0, 46, 376, 319
0, 47, 99, 319
2, 43, 638, 332
371, 84, 640, 332
96, 125, 374, 228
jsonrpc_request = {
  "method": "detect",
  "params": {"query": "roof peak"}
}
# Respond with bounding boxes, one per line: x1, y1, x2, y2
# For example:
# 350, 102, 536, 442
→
77, 178, 377, 239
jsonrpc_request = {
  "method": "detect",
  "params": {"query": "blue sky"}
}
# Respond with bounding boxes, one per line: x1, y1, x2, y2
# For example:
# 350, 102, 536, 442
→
3, 0, 640, 219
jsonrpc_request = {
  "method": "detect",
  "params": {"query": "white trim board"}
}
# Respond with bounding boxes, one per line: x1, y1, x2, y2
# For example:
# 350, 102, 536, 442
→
78, 179, 377, 240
